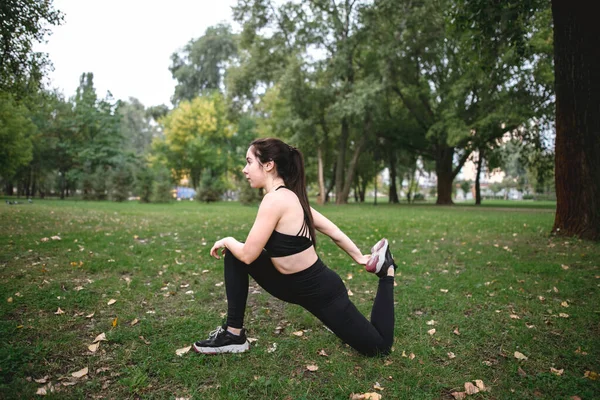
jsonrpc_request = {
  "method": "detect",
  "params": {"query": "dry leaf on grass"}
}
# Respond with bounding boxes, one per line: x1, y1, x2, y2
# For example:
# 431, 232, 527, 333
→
561, 301, 569, 308
88, 342, 100, 353
464, 382, 479, 395
349, 393, 382, 400
107, 299, 117, 306
426, 320, 436, 326
559, 313, 570, 318
85, 312, 95, 318
54, 308, 64, 315
176, 346, 191, 356
448, 352, 456, 359
427, 329, 436, 336
306, 365, 318, 372
510, 314, 520, 319
583, 370, 598, 380
292, 331, 304, 337
318, 349, 328, 357
112, 317, 118, 327
130, 318, 139, 326
474, 380, 487, 391
514, 351, 528, 361
451, 392, 466, 399
453, 328, 461, 335
440, 289, 449, 293
550, 367, 564, 376
71, 367, 88, 378
373, 382, 384, 391
34, 376, 49, 384
93, 333, 107, 343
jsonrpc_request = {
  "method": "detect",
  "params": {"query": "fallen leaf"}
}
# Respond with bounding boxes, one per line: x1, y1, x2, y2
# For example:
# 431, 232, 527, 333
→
451, 392, 466, 399
464, 382, 479, 395
61, 381, 76, 387
71, 367, 88, 378
306, 364, 318, 372
426, 320, 436, 326
36, 387, 47, 395
267, 343, 277, 353
93, 333, 107, 343
510, 314, 520, 319
571, 396, 582, 400
427, 328, 436, 336
448, 352, 456, 359
474, 380, 487, 391
440, 289, 448, 293
130, 318, 139, 326
88, 342, 100, 353
349, 393, 382, 400
514, 351, 528, 361
54, 307, 64, 315
139, 336, 151, 345
347, 274, 353, 280
518, 367, 527, 376
550, 367, 564, 376
561, 301, 569, 308
34, 376, 49, 384
538, 296, 545, 301
561, 264, 569, 270
107, 299, 117, 306
215, 282, 224, 287
292, 331, 304, 337
453, 328, 461, 335
574, 347, 588, 355
318, 349, 328, 357
373, 382, 384, 391
112, 317, 118, 327
85, 312, 95, 318
51, 236, 61, 241
583, 370, 598, 380
176, 346, 191, 356
247, 337, 258, 343
559, 313, 569, 318
348, 289, 354, 296
409, 353, 416, 360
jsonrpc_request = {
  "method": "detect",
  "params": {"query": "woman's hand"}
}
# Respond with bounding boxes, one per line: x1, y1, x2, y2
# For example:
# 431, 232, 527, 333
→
354, 253, 371, 266
210, 238, 229, 259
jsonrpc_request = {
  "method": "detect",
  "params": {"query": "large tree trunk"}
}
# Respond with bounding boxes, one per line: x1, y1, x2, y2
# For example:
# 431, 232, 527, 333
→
334, 119, 349, 202
551, 1, 600, 240
475, 150, 484, 205
388, 149, 399, 203
435, 145, 455, 205
316, 145, 326, 205
338, 134, 367, 203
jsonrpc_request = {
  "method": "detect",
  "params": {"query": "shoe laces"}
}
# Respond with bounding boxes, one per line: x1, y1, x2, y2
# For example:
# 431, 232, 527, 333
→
208, 326, 225, 339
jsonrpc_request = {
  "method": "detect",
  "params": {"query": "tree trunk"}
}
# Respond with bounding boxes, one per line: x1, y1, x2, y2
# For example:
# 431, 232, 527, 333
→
475, 150, 484, 205
325, 163, 336, 203
335, 119, 349, 202
388, 149, 399, 203
435, 145, 455, 205
316, 145, 326, 205
551, 1, 600, 240
60, 171, 66, 200
338, 131, 367, 204
373, 173, 378, 205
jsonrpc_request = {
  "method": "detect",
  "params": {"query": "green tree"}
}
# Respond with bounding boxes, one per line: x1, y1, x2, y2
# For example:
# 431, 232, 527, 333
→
0, 93, 35, 190
170, 24, 238, 104
0, 0, 63, 96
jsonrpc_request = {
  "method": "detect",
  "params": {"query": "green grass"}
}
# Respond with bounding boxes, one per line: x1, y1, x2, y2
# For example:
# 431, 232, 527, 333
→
0, 200, 598, 399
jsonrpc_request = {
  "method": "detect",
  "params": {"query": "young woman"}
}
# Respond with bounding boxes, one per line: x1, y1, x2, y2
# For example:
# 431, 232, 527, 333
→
193, 138, 397, 357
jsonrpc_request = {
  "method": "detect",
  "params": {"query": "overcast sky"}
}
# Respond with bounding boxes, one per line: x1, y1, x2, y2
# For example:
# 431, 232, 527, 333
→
36, 0, 239, 107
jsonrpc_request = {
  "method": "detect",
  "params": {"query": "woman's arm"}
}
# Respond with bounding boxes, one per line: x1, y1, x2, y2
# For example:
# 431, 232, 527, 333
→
210, 194, 281, 264
310, 207, 370, 265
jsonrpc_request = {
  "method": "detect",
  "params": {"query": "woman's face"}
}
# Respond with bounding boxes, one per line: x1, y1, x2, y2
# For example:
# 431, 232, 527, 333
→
242, 146, 266, 188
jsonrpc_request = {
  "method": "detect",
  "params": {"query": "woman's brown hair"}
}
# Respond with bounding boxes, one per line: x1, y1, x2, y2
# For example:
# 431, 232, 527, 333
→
250, 138, 316, 246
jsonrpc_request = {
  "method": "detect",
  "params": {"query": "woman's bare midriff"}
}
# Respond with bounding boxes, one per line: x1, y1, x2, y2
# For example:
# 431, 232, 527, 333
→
271, 246, 319, 274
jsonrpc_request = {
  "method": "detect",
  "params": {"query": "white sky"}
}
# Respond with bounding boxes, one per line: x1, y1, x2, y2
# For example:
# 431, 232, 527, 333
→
36, 0, 239, 107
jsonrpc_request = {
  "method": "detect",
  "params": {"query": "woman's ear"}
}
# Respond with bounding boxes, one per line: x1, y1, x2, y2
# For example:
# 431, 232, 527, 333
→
264, 160, 275, 172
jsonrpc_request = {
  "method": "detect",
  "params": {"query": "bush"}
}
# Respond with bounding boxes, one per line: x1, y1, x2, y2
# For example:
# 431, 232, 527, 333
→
110, 163, 134, 202
136, 168, 154, 203
151, 166, 173, 203
413, 193, 425, 201
197, 173, 226, 203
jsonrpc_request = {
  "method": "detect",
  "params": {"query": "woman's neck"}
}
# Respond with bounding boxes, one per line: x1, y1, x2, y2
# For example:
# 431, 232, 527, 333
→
265, 178, 285, 193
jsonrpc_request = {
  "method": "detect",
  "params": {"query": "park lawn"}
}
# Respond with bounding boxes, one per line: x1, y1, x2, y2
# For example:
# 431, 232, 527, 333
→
0, 200, 598, 399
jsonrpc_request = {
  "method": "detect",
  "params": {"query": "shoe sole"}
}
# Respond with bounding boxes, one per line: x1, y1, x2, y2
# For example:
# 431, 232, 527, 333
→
193, 341, 250, 354
366, 238, 388, 274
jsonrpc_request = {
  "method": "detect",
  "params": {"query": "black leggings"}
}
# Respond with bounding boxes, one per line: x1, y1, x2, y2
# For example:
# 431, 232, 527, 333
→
223, 250, 395, 356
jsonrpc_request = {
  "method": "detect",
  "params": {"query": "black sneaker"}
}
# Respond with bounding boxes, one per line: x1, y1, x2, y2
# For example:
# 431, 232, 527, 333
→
365, 238, 396, 278
193, 325, 250, 354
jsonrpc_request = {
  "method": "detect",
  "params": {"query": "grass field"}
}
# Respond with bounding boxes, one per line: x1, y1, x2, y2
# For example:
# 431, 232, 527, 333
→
1, 199, 598, 399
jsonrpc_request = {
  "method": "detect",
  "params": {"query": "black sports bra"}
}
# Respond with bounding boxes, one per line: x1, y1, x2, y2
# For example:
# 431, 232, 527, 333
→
264, 186, 314, 257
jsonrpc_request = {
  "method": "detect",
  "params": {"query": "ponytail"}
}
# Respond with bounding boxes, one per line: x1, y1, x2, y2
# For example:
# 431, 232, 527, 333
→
250, 138, 316, 247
